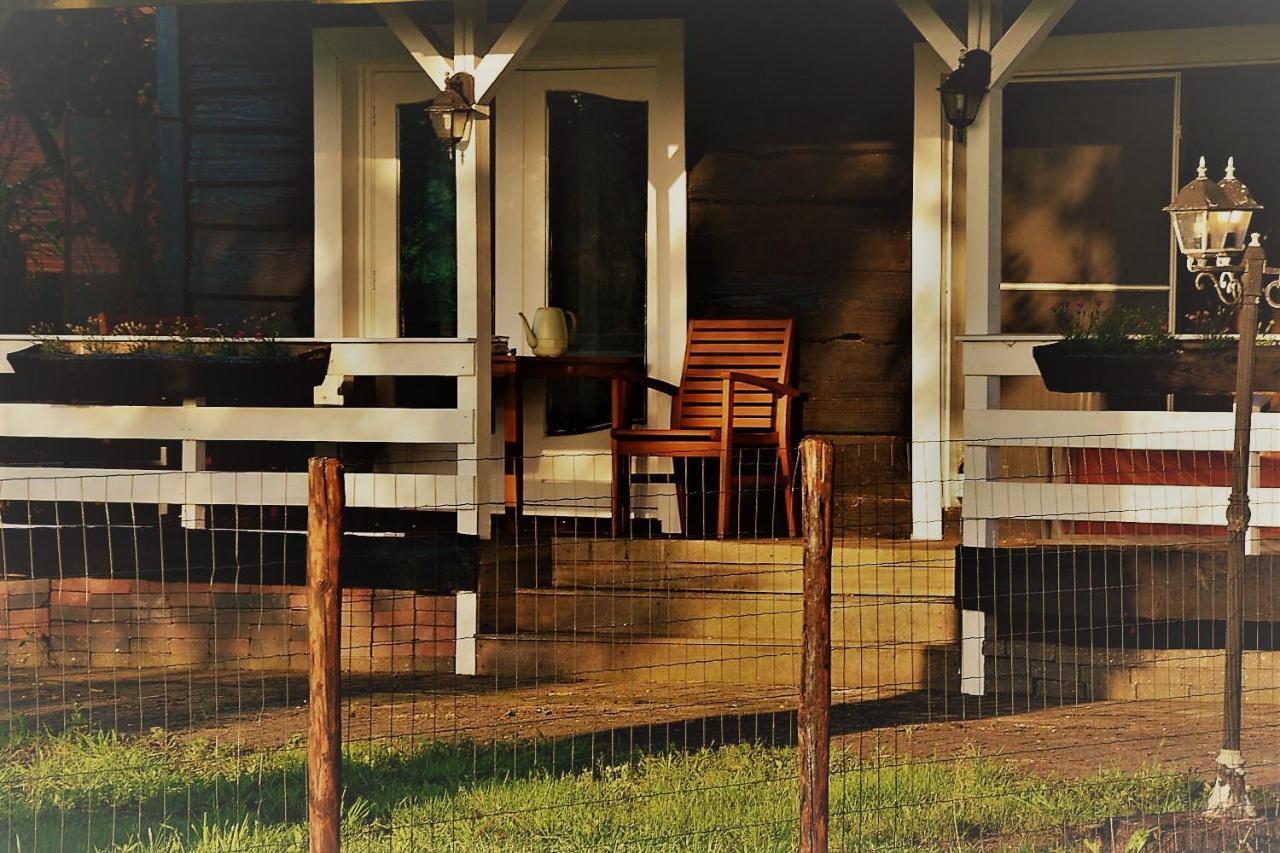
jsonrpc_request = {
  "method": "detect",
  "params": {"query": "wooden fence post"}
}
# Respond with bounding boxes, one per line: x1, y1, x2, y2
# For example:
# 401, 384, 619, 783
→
799, 437, 834, 853
308, 457, 344, 853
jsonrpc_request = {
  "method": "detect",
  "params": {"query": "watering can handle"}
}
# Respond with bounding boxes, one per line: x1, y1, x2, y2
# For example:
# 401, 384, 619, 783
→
565, 311, 577, 342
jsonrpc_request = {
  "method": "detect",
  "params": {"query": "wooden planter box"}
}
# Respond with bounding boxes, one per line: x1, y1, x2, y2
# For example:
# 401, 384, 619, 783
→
1033, 341, 1280, 395
6, 344, 331, 404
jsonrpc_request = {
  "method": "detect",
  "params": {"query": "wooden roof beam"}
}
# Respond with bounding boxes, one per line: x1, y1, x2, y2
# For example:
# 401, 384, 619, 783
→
895, 0, 964, 71
990, 0, 1076, 87
378, 3, 451, 91
473, 0, 567, 103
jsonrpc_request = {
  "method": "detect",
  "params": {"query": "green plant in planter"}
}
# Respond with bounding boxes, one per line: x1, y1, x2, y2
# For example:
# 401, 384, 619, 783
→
1051, 300, 1177, 353
1183, 304, 1278, 349
28, 313, 286, 357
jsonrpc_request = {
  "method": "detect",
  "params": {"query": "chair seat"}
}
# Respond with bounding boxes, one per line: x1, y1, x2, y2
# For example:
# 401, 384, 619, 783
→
613, 428, 720, 442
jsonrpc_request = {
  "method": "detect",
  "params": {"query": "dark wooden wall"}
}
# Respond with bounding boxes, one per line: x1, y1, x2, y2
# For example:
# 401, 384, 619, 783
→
681, 1, 916, 437
180, 6, 315, 334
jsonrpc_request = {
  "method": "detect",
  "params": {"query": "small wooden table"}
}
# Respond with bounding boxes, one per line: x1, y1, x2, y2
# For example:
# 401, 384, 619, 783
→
492, 353, 642, 519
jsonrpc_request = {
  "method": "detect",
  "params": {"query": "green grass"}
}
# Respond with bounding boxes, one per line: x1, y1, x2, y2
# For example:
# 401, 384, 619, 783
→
0, 721, 1206, 852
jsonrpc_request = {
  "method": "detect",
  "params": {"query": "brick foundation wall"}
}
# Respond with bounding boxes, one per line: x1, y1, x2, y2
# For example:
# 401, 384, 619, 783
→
0, 578, 456, 673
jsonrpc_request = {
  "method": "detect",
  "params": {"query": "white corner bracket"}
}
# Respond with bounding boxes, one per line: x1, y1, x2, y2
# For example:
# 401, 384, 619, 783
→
378, 4, 453, 92
474, 0, 569, 103
895, 0, 1077, 87
895, 0, 964, 70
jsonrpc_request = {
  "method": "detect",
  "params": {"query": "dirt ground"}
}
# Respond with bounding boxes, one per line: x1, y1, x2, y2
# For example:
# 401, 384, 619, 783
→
5, 665, 1280, 790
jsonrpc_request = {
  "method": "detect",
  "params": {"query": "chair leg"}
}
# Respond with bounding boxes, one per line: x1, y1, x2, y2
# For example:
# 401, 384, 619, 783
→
779, 446, 798, 538
673, 458, 689, 537
611, 451, 630, 538
717, 447, 732, 539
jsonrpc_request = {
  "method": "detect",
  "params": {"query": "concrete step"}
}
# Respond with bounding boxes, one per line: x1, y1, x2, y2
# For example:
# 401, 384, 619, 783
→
475, 632, 958, 687
513, 588, 956, 644
985, 641, 1280, 702
550, 539, 955, 595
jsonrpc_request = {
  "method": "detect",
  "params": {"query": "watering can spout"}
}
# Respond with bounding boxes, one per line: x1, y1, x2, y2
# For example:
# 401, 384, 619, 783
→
518, 313, 537, 350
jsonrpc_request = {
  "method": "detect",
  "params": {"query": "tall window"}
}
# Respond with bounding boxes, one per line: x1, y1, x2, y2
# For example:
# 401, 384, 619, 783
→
545, 90, 648, 435
1001, 77, 1175, 333
398, 102, 458, 338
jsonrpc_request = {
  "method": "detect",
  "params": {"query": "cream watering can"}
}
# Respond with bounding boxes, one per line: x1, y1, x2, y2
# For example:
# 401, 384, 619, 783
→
519, 307, 576, 357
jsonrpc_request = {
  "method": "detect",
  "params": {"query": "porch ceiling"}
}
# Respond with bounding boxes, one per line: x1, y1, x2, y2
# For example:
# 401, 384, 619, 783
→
0, 0, 437, 10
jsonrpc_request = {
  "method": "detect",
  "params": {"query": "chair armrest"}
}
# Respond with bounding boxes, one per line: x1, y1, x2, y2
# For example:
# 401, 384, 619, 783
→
723, 371, 804, 399
611, 371, 680, 397
611, 372, 679, 431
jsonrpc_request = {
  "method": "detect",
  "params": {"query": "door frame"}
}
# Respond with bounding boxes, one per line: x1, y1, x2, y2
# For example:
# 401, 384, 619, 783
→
313, 20, 685, 355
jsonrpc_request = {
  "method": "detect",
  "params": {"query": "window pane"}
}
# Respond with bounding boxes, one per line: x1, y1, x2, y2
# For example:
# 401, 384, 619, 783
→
545, 91, 648, 435
398, 101, 457, 337
1001, 78, 1174, 333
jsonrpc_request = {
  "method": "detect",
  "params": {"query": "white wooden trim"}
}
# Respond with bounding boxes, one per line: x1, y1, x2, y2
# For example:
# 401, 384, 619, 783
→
960, 336, 1048, 376
964, 409, 1280, 450
967, 481, 1280, 528
1021, 24, 1280, 77
454, 591, 477, 676
910, 44, 950, 541
960, 2, 1003, 549
454, 0, 496, 537
0, 470, 465, 510
1000, 282, 1169, 291
474, 0, 568, 103
326, 340, 475, 376
313, 33, 345, 338
0, 404, 472, 444
989, 0, 1077, 88
377, 4, 451, 90
895, 0, 963, 70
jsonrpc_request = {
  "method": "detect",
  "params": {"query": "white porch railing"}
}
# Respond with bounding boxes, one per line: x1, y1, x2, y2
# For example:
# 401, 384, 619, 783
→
0, 336, 493, 534
959, 335, 1280, 541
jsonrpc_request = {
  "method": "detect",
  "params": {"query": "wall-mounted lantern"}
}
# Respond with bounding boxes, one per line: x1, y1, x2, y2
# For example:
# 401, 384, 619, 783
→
938, 48, 991, 136
427, 72, 489, 159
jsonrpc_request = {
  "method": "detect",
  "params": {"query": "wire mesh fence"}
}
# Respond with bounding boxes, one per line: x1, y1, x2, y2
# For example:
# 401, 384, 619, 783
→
1, 435, 1279, 849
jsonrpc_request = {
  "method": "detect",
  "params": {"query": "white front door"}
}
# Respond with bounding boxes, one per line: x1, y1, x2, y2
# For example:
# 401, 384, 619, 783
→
495, 65, 686, 462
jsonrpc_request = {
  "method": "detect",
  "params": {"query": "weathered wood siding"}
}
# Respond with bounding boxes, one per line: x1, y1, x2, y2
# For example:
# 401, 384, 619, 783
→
181, 6, 315, 333
683, 1, 915, 437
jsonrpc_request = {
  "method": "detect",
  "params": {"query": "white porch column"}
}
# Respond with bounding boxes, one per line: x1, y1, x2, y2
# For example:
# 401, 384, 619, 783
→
455, 0, 499, 537
910, 45, 951, 541
958, 0, 1004, 697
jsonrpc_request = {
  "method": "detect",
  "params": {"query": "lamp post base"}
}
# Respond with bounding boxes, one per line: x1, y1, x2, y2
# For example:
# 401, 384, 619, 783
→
1204, 750, 1257, 819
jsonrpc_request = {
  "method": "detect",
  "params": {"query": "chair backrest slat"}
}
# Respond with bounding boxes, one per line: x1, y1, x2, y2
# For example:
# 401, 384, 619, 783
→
673, 319, 794, 431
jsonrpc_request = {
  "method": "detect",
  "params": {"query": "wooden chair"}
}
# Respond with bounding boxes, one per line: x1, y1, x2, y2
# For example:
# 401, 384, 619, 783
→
610, 319, 802, 538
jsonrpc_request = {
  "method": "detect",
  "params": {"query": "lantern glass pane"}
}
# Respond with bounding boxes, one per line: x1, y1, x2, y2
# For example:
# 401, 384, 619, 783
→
429, 110, 451, 142
1172, 209, 1210, 256
1217, 208, 1253, 252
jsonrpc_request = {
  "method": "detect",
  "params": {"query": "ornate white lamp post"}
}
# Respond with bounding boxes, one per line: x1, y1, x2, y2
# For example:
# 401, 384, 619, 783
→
1166, 156, 1280, 818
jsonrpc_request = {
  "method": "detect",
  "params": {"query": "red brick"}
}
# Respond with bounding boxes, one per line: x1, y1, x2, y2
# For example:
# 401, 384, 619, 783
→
50, 589, 92, 607
0, 579, 49, 595
1, 607, 49, 627
71, 578, 134, 594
